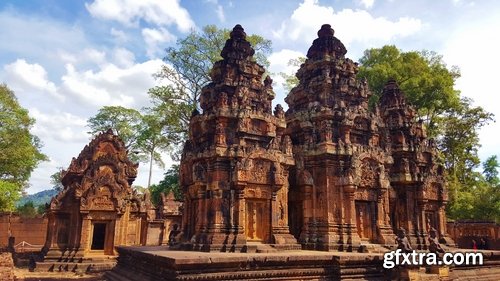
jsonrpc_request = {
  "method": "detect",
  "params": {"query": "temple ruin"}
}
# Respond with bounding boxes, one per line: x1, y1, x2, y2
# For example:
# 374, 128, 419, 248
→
38, 130, 158, 271
178, 24, 452, 252
287, 24, 452, 251
179, 24, 298, 251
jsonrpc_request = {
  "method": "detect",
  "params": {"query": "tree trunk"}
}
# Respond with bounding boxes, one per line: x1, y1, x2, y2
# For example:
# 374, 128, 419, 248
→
148, 150, 153, 188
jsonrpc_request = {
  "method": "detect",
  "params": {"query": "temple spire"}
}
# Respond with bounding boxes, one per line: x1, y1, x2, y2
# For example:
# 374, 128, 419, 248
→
220, 24, 255, 61
306, 24, 347, 60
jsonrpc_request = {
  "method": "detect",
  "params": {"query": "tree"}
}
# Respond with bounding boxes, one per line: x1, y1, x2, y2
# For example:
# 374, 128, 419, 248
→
439, 97, 494, 186
358, 45, 461, 137
87, 106, 143, 150
50, 167, 64, 192
483, 155, 499, 186
0, 84, 47, 211
150, 25, 272, 158
87, 106, 172, 187
149, 165, 181, 206
16, 200, 37, 217
136, 114, 170, 188
279, 56, 306, 92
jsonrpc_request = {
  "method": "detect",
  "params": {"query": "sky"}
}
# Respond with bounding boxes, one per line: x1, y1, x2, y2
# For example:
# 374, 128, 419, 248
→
1, 0, 499, 194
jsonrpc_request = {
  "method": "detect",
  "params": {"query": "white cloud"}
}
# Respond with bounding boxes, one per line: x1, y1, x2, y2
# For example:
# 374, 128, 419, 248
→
216, 5, 225, 22
359, 0, 375, 9
85, 0, 196, 32
113, 48, 136, 67
59, 59, 164, 109
142, 27, 176, 58
268, 49, 305, 109
273, 0, 422, 47
30, 108, 88, 143
110, 27, 128, 43
3, 59, 62, 100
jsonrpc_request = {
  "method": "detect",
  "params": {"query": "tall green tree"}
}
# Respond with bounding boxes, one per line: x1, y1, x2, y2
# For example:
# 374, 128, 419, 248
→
150, 25, 272, 158
87, 106, 171, 187
0, 84, 47, 211
439, 97, 494, 186
50, 167, 64, 192
483, 155, 499, 186
87, 106, 143, 149
136, 114, 170, 188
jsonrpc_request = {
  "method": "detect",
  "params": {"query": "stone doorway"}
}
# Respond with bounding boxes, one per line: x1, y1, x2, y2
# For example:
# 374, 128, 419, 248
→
245, 200, 266, 242
91, 221, 113, 254
355, 201, 376, 242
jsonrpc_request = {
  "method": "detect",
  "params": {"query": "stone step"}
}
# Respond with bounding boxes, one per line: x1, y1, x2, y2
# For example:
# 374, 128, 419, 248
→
34, 261, 116, 273
255, 244, 278, 253
358, 243, 390, 253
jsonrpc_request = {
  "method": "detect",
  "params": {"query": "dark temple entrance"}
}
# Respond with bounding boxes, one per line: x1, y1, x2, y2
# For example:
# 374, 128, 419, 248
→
91, 223, 107, 250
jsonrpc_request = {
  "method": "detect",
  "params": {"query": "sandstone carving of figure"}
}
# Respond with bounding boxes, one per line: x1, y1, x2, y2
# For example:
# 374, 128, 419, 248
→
168, 224, 181, 246
215, 122, 226, 145
396, 228, 413, 253
282, 135, 293, 154
428, 228, 445, 254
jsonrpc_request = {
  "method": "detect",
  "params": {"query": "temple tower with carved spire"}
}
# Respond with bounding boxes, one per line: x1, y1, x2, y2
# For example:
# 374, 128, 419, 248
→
179, 25, 298, 252
380, 79, 454, 248
286, 24, 394, 251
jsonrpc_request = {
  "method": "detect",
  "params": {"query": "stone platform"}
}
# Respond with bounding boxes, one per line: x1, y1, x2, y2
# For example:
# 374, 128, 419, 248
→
105, 246, 387, 281
105, 246, 500, 281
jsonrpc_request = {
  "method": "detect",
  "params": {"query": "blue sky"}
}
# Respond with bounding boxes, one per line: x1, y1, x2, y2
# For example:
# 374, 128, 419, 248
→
1, 0, 499, 193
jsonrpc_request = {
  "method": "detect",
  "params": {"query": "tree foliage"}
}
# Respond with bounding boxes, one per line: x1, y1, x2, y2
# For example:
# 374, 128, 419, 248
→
0, 84, 47, 211
150, 25, 272, 158
358, 45, 461, 137
439, 97, 494, 184
87, 106, 143, 150
50, 167, 64, 192
149, 165, 181, 206
279, 56, 306, 92
87, 106, 171, 187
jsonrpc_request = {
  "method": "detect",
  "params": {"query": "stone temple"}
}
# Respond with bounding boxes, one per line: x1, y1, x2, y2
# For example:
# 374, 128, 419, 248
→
176, 24, 452, 252
104, 24, 499, 280
179, 24, 298, 252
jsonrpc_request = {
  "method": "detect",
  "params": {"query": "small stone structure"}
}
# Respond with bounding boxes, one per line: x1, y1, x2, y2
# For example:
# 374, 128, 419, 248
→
43, 130, 147, 258
179, 24, 298, 251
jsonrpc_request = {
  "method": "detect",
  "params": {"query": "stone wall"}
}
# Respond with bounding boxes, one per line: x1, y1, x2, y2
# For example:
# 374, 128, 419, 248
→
0, 213, 47, 251
447, 221, 500, 250
0, 252, 14, 281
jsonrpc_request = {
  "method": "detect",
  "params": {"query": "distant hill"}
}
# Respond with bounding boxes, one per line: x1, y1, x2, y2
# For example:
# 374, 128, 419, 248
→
17, 189, 58, 207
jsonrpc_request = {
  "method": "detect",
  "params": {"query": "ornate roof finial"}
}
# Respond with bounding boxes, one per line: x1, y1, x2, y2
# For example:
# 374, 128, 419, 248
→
318, 24, 334, 38
220, 24, 255, 61
230, 24, 246, 40
306, 24, 347, 60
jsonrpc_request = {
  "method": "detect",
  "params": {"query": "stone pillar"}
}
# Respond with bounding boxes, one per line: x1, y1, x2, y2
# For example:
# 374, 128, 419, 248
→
343, 185, 360, 250
79, 215, 91, 256
299, 185, 313, 243
235, 188, 246, 236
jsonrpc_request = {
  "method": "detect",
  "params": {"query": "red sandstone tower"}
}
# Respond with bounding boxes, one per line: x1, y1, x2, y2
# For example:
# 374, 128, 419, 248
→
286, 24, 396, 251
380, 79, 454, 248
179, 25, 298, 252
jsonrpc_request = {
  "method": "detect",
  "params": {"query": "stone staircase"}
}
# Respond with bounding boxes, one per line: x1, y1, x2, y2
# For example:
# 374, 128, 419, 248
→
34, 252, 116, 273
